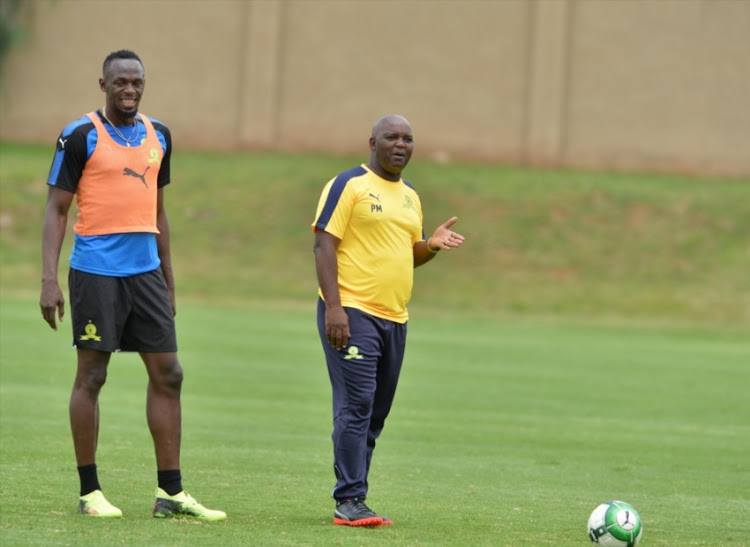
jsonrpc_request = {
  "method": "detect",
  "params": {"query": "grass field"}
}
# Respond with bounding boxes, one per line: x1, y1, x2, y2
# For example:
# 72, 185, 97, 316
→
1, 142, 749, 330
1, 143, 749, 544
1, 293, 748, 545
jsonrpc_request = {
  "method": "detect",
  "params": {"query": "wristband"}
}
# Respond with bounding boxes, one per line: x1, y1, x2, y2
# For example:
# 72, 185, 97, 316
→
427, 238, 441, 253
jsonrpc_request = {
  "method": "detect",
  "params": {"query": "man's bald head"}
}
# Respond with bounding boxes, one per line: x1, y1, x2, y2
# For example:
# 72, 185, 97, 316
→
367, 114, 414, 181
371, 114, 411, 138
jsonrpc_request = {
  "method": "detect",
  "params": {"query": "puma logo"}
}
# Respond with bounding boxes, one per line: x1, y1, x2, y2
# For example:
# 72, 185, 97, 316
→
58, 137, 68, 149
123, 166, 150, 188
369, 193, 380, 202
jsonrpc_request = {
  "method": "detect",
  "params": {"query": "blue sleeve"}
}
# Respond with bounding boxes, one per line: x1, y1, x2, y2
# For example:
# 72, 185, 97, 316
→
47, 116, 96, 193
314, 166, 366, 231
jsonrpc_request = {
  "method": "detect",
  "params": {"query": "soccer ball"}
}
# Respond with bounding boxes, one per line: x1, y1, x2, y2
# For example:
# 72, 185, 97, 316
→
587, 500, 643, 546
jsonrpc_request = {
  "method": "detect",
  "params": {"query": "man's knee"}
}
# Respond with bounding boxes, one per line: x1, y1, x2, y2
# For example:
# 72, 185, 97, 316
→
74, 352, 110, 393
162, 362, 184, 390
146, 355, 184, 391
75, 368, 108, 393
348, 398, 374, 420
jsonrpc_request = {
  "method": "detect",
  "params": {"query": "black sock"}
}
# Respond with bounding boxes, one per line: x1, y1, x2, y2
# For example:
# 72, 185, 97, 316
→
157, 469, 183, 496
78, 463, 101, 497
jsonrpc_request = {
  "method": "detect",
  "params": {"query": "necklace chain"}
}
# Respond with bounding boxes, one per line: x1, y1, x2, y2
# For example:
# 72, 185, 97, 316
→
101, 107, 140, 147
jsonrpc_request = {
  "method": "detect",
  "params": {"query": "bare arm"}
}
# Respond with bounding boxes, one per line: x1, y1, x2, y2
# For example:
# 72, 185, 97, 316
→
155, 187, 176, 316
40, 186, 74, 330
414, 216, 465, 267
313, 229, 349, 350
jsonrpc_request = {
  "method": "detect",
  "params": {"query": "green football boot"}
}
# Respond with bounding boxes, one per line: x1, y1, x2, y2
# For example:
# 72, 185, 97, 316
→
152, 488, 227, 521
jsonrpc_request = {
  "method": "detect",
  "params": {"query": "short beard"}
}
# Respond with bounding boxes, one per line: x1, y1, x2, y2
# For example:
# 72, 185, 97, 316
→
114, 106, 138, 120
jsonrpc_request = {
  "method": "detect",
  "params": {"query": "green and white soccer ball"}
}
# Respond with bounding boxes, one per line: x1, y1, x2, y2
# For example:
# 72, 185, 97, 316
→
587, 500, 643, 546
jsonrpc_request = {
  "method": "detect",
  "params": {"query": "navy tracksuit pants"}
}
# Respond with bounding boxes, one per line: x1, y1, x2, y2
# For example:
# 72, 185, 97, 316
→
317, 298, 407, 501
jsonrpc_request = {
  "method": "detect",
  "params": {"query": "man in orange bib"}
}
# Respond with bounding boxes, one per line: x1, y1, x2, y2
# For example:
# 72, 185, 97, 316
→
40, 50, 225, 521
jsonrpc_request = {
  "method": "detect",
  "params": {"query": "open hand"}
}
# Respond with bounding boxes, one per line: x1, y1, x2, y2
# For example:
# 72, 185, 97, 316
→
428, 217, 465, 251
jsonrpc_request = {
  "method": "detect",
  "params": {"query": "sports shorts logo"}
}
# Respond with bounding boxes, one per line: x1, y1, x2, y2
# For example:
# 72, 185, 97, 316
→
344, 346, 364, 360
79, 321, 102, 342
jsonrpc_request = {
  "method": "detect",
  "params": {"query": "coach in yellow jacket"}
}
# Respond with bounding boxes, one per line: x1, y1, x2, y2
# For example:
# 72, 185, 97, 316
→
312, 114, 465, 527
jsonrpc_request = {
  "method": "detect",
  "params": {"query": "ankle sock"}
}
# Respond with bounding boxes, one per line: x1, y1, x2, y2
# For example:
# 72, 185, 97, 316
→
157, 469, 183, 496
77, 463, 101, 496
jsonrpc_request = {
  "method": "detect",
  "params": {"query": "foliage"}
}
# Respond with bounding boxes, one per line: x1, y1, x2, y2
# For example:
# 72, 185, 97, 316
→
0, 0, 25, 83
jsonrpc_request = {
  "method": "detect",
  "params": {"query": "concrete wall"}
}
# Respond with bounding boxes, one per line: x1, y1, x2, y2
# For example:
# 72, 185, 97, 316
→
1, 0, 748, 176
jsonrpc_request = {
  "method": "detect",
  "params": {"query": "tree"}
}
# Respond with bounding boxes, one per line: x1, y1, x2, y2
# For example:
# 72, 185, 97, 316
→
0, 0, 25, 84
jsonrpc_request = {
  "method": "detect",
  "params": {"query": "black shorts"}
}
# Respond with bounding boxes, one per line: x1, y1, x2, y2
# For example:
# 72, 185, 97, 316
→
69, 268, 177, 353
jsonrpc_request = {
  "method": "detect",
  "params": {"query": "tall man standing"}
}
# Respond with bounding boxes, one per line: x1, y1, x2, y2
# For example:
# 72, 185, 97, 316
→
312, 114, 465, 526
40, 50, 225, 521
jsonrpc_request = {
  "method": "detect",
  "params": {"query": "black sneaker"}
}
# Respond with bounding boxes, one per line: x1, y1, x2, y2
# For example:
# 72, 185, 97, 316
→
333, 497, 392, 527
